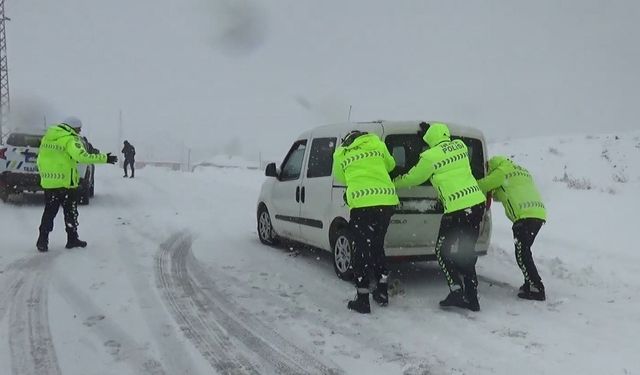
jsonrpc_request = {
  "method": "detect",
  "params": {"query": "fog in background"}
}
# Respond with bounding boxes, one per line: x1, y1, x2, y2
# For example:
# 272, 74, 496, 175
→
6, 0, 640, 163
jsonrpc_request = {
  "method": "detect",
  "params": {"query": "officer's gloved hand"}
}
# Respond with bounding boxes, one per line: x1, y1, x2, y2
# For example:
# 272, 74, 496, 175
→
106, 153, 118, 164
417, 122, 430, 138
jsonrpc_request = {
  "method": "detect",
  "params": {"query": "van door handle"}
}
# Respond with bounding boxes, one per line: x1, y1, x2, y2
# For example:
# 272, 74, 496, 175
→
296, 186, 300, 202
301, 186, 306, 203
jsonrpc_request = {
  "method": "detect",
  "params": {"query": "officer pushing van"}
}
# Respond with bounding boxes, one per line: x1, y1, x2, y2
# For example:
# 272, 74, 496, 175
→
394, 122, 486, 312
332, 130, 399, 314
478, 156, 547, 301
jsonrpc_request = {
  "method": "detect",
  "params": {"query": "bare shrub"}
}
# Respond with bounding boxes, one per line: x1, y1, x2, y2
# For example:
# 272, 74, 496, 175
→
566, 177, 593, 190
548, 147, 561, 156
553, 166, 593, 190
613, 173, 628, 183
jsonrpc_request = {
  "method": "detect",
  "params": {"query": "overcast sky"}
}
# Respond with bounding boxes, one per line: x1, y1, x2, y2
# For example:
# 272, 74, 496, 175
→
6, 0, 640, 162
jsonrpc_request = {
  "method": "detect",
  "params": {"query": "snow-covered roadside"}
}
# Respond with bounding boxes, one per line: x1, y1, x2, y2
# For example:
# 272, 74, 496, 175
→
0, 131, 638, 374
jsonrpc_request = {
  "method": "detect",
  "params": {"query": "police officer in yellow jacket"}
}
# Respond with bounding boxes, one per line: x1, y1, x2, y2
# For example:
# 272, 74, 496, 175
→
394, 122, 486, 311
478, 156, 547, 301
36, 118, 117, 252
332, 130, 399, 314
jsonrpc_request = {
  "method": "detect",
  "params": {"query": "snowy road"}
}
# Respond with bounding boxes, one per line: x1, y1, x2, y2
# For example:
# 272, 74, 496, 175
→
1, 133, 639, 374
156, 230, 340, 374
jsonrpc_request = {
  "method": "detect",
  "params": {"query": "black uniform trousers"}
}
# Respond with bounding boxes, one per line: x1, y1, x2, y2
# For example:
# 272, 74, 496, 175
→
513, 218, 545, 289
124, 158, 135, 177
349, 206, 394, 290
39, 188, 79, 235
435, 203, 485, 295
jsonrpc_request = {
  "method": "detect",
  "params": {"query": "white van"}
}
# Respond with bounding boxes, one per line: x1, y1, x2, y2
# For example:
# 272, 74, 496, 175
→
0, 129, 96, 204
256, 121, 492, 279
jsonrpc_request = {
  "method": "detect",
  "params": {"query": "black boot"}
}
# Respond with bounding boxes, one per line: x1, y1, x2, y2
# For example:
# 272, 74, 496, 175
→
65, 232, 87, 249
372, 282, 388, 306
439, 288, 468, 309
347, 291, 371, 314
464, 287, 480, 312
36, 231, 49, 252
372, 274, 389, 306
463, 276, 480, 312
518, 284, 545, 301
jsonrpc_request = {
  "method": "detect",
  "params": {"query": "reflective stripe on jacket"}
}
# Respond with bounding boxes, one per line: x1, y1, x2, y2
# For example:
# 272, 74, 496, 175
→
332, 133, 399, 209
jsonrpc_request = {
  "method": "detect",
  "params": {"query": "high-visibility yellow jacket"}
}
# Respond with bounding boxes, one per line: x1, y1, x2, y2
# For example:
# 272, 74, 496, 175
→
332, 133, 399, 209
394, 123, 485, 214
37, 124, 107, 189
478, 156, 546, 222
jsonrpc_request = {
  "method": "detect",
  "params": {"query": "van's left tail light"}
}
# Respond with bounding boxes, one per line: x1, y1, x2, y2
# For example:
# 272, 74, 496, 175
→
0, 147, 7, 160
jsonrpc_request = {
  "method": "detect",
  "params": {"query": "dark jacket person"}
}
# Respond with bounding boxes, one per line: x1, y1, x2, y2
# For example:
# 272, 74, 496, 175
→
122, 140, 136, 178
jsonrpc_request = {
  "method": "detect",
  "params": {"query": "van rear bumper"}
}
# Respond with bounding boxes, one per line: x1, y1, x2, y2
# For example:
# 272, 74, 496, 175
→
385, 240, 490, 258
386, 251, 489, 263
0, 171, 42, 192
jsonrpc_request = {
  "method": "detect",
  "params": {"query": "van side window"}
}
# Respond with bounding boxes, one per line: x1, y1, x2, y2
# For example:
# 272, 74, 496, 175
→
279, 140, 307, 181
306, 137, 337, 178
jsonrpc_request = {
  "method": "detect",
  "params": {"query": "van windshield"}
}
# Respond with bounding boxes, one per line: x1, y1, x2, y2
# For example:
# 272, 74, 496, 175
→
385, 134, 485, 184
7, 133, 42, 148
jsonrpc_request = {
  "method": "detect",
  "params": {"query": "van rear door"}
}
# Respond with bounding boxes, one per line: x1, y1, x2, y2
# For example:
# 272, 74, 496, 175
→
384, 133, 441, 251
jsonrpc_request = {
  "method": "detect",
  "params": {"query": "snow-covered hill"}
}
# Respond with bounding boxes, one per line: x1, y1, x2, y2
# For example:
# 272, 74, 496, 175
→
0, 132, 638, 374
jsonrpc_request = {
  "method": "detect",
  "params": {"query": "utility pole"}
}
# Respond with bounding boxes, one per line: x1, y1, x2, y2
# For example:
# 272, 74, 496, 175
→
0, 0, 10, 143
117, 110, 123, 167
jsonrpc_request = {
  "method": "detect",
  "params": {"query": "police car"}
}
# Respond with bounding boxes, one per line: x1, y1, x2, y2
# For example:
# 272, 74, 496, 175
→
0, 129, 95, 204
256, 120, 493, 279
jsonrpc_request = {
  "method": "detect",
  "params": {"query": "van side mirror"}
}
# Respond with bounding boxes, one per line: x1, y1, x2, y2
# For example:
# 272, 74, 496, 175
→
265, 162, 278, 177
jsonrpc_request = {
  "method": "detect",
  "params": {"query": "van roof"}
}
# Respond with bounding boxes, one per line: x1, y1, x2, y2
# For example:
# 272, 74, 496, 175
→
9, 128, 46, 136
308, 120, 486, 140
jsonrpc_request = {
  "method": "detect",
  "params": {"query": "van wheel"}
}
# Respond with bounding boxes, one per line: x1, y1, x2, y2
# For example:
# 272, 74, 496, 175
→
89, 173, 95, 197
332, 228, 354, 280
78, 180, 91, 205
0, 185, 8, 203
257, 205, 279, 245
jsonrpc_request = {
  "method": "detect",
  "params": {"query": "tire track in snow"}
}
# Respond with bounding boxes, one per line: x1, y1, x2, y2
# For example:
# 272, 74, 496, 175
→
4, 254, 62, 375
0, 259, 28, 323
115, 226, 208, 374
156, 231, 342, 375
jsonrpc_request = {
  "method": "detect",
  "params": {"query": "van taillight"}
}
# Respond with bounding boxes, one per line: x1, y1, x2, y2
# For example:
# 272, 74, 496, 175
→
0, 147, 6, 160
485, 192, 492, 210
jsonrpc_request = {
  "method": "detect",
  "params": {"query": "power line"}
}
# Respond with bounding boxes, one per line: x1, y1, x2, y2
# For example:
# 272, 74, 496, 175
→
0, 0, 9, 142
